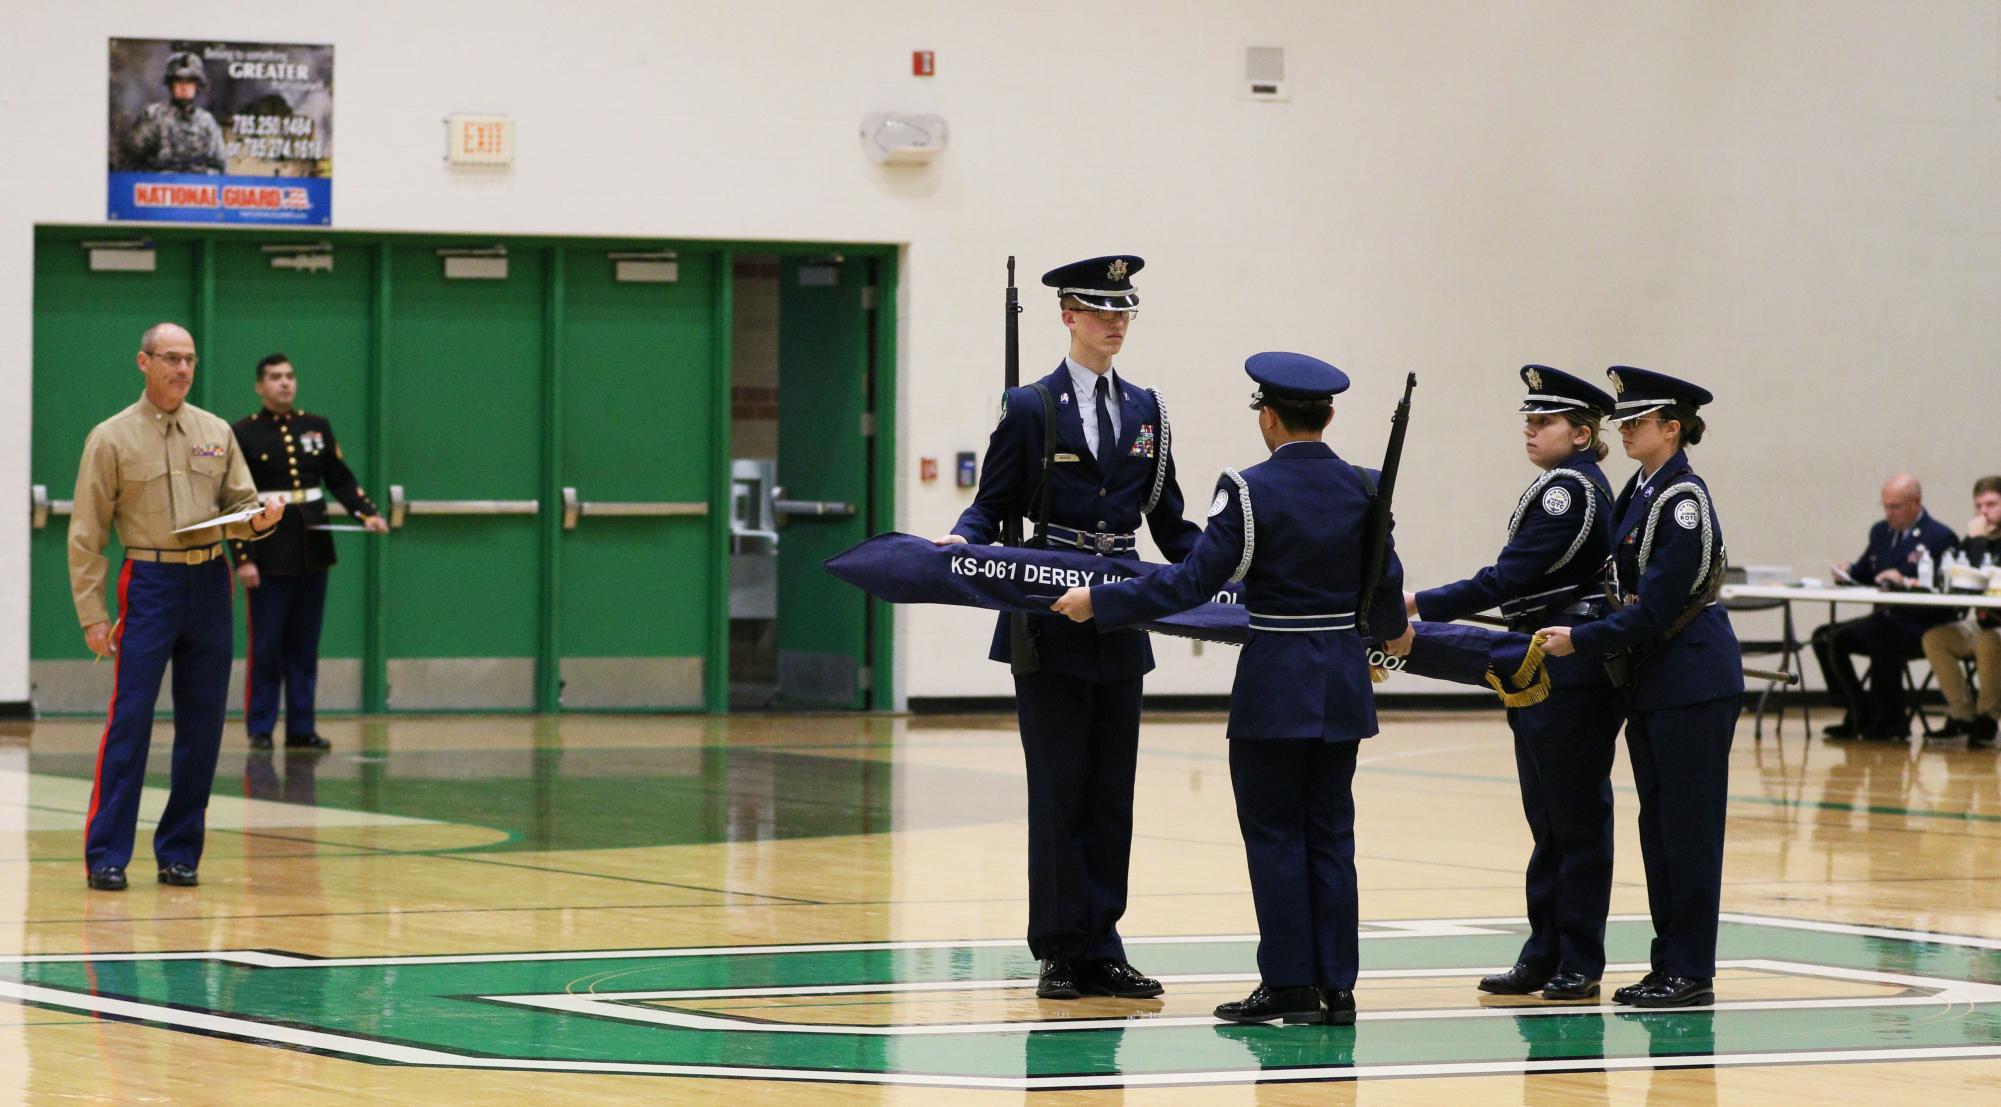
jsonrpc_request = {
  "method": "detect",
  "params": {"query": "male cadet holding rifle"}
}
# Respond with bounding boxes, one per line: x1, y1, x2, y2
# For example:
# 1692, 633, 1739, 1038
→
935, 256, 1201, 1000
1055, 352, 1413, 1026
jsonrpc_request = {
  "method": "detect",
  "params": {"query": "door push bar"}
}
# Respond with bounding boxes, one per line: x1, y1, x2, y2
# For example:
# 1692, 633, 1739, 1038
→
30, 485, 72, 530
387, 484, 539, 529
771, 491, 857, 520
560, 487, 710, 530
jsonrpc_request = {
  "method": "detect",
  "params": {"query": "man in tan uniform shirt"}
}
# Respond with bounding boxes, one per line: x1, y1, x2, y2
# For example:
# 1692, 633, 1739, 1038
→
69, 322, 284, 891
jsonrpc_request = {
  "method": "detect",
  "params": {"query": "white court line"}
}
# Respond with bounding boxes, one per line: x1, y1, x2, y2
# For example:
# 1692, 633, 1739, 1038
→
482, 958, 2001, 1037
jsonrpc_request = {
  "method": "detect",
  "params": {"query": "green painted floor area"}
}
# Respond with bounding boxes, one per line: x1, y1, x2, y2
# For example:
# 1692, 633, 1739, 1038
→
8, 919, 2001, 1086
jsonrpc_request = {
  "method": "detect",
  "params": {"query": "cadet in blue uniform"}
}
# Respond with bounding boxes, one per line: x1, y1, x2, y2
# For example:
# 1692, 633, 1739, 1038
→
1540, 366, 1742, 1009
230, 353, 388, 751
1406, 365, 1622, 1001
1054, 352, 1411, 1026
936, 256, 1200, 999
1811, 474, 1958, 742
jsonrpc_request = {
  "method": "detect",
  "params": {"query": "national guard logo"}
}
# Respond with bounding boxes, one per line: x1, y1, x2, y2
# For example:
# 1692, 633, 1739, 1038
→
1107, 258, 1129, 282
1674, 498, 1702, 530
1609, 370, 1625, 395
190, 443, 226, 458
1541, 485, 1572, 516
1129, 424, 1157, 459
1208, 489, 1229, 518
1525, 367, 1543, 391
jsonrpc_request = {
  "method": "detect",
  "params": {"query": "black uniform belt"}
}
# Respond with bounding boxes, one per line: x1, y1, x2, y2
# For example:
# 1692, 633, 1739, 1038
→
1499, 583, 1591, 622
1044, 524, 1137, 556
1248, 610, 1358, 633
126, 543, 224, 565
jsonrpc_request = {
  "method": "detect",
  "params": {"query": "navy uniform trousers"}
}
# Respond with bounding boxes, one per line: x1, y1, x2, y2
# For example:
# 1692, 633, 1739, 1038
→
1013, 669, 1142, 962
1506, 684, 1623, 977
1228, 738, 1360, 988
85, 558, 233, 872
244, 568, 329, 739
1626, 695, 1740, 977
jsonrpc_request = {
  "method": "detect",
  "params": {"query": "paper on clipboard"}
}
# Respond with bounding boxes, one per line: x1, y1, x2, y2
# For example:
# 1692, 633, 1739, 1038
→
171, 507, 261, 534
310, 524, 370, 532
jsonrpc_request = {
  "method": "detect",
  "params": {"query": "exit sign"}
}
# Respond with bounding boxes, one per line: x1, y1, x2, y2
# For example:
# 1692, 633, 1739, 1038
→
445, 114, 514, 166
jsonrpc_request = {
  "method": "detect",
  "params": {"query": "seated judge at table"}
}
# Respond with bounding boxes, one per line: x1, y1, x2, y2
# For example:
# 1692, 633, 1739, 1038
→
1812, 474, 1958, 742
1921, 476, 2001, 748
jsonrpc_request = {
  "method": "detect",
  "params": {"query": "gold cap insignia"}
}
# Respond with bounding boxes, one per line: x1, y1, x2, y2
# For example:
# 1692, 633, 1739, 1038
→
1107, 258, 1128, 282
1525, 368, 1543, 391
1609, 370, 1624, 395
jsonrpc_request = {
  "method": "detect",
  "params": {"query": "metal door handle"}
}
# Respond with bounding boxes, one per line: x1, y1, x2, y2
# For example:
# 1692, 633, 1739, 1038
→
31, 484, 75, 529
560, 486, 710, 530
772, 499, 856, 518
388, 484, 538, 529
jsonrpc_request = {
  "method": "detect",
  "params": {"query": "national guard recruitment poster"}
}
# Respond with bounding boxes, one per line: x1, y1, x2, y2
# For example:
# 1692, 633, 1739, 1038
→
107, 38, 334, 225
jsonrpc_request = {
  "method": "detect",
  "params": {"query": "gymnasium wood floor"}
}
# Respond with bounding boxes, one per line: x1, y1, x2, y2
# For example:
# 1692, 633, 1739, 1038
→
4, 705, 2001, 1103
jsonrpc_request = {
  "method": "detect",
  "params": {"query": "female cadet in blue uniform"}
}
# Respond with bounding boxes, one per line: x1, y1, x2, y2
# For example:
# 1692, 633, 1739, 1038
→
935, 256, 1200, 1000
1053, 352, 1412, 1026
1405, 365, 1622, 1001
1539, 366, 1742, 1009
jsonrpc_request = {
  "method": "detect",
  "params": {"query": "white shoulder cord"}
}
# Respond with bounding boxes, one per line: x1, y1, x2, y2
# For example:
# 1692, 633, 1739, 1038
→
1222, 469, 1255, 583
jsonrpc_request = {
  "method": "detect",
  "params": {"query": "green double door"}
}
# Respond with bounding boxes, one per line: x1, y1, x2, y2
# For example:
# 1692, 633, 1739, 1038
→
27, 230, 747, 714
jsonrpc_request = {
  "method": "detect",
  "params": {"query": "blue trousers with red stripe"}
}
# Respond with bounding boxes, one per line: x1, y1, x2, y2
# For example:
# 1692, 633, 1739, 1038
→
85, 558, 234, 873
244, 569, 329, 739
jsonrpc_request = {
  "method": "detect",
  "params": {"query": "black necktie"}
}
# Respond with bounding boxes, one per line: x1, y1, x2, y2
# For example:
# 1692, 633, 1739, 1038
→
1094, 375, 1115, 466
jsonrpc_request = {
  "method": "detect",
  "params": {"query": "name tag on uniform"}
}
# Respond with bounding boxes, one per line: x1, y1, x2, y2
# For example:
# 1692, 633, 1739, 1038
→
1054, 453, 1081, 463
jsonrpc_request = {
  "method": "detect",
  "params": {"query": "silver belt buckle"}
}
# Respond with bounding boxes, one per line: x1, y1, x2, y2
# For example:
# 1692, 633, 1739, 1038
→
1093, 532, 1116, 555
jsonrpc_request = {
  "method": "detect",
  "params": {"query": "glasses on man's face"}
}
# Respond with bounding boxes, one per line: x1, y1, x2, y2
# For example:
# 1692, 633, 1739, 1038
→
1070, 309, 1135, 324
146, 351, 198, 368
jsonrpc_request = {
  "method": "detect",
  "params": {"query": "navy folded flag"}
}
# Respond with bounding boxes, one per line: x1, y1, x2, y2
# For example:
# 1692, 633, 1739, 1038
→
824, 533, 1550, 701
823, 532, 1248, 642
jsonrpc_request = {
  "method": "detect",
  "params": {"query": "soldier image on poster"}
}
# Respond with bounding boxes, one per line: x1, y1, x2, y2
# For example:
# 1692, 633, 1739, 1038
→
121, 51, 226, 175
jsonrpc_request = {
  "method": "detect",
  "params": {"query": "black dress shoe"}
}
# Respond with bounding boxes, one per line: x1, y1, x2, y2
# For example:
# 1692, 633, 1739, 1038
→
1476, 962, 1552, 995
86, 866, 127, 891
1822, 719, 1857, 739
1214, 984, 1324, 1025
1862, 722, 1909, 743
1612, 970, 1664, 1005
248, 732, 273, 750
1970, 717, 1998, 750
1319, 988, 1357, 1026
1931, 717, 1974, 739
1541, 972, 1600, 1000
1627, 975, 1713, 1008
285, 734, 333, 751
1036, 957, 1081, 999
158, 863, 199, 887
1079, 958, 1164, 998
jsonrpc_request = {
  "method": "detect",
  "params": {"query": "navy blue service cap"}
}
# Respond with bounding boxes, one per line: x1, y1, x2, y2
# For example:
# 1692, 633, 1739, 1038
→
1605, 365, 1714, 424
1518, 364, 1615, 417
1246, 351, 1350, 409
1042, 255, 1142, 312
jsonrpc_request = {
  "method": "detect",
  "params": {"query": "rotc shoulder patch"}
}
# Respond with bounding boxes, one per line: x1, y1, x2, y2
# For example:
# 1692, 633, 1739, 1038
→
1674, 498, 1701, 529
1208, 489, 1230, 518
1540, 485, 1572, 516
